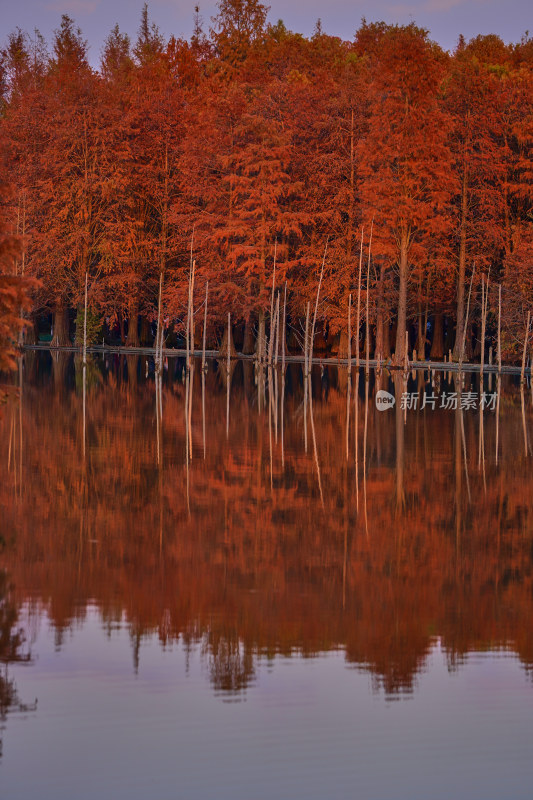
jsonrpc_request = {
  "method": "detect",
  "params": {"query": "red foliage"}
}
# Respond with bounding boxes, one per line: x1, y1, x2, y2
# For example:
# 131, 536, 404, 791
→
0, 10, 531, 359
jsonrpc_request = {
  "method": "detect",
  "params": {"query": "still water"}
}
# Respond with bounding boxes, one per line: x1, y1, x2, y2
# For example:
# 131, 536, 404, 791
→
1, 352, 533, 799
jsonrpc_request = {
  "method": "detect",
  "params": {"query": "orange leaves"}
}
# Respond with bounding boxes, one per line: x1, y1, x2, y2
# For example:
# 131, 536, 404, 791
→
0, 12, 531, 356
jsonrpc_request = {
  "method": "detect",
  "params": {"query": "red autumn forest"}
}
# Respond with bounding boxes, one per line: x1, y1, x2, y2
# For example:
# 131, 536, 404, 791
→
1, 2, 532, 364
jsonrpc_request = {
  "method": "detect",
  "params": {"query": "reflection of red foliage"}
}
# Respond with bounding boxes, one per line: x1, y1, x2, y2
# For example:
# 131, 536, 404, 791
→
2, 357, 533, 695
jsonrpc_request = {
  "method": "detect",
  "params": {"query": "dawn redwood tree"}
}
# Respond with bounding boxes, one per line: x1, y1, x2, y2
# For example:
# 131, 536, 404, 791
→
186, 69, 305, 348
357, 23, 455, 364
1, 28, 49, 337
98, 24, 135, 339
182, 2, 308, 347
502, 226, 533, 357
501, 50, 533, 273
288, 33, 367, 341
104, 8, 168, 345
26, 16, 105, 345
210, 0, 269, 69
445, 36, 513, 358
501, 60, 533, 357
215, 82, 304, 332
0, 142, 32, 371
102, 8, 187, 345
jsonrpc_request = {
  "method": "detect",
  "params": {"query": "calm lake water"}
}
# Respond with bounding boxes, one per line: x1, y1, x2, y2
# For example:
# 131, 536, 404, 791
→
1, 352, 533, 799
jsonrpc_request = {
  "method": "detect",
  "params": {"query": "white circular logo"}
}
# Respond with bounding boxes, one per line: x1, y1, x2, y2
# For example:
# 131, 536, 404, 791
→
375, 390, 396, 411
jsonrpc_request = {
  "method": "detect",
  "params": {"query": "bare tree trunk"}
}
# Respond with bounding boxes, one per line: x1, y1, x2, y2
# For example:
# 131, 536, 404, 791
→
365, 326, 374, 363
394, 228, 409, 364
381, 261, 391, 359
454, 167, 468, 359
473, 322, 481, 359
464, 321, 473, 362
416, 268, 425, 356
256, 309, 266, 361
219, 317, 236, 359
375, 262, 384, 359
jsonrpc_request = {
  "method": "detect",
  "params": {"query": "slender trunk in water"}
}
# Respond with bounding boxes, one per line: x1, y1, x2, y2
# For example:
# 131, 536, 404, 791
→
454, 168, 468, 359
394, 227, 409, 364
256, 309, 266, 362
375, 264, 384, 360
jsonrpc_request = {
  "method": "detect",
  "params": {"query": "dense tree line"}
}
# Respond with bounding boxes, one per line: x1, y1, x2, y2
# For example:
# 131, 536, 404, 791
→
1, 2, 532, 362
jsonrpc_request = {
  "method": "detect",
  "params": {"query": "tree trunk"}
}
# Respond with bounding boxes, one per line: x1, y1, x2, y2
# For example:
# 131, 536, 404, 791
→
454, 167, 468, 359
394, 228, 409, 364
219, 318, 237, 359
382, 317, 391, 359
140, 316, 151, 346
472, 323, 481, 359
380, 263, 391, 359
375, 311, 384, 360
365, 325, 374, 362
430, 313, 444, 360
337, 330, 349, 360
51, 306, 70, 347
128, 298, 139, 347
314, 321, 328, 354
464, 321, 473, 361
243, 314, 255, 355
24, 314, 39, 345
256, 309, 266, 360
417, 302, 425, 357
375, 262, 385, 359
337, 329, 349, 390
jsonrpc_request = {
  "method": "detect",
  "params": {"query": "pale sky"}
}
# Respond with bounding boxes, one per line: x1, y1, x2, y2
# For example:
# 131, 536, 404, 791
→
0, 0, 530, 68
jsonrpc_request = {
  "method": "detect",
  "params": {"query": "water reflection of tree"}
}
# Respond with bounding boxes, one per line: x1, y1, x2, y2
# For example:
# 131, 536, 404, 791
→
1, 355, 533, 698
203, 633, 256, 697
0, 570, 34, 757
